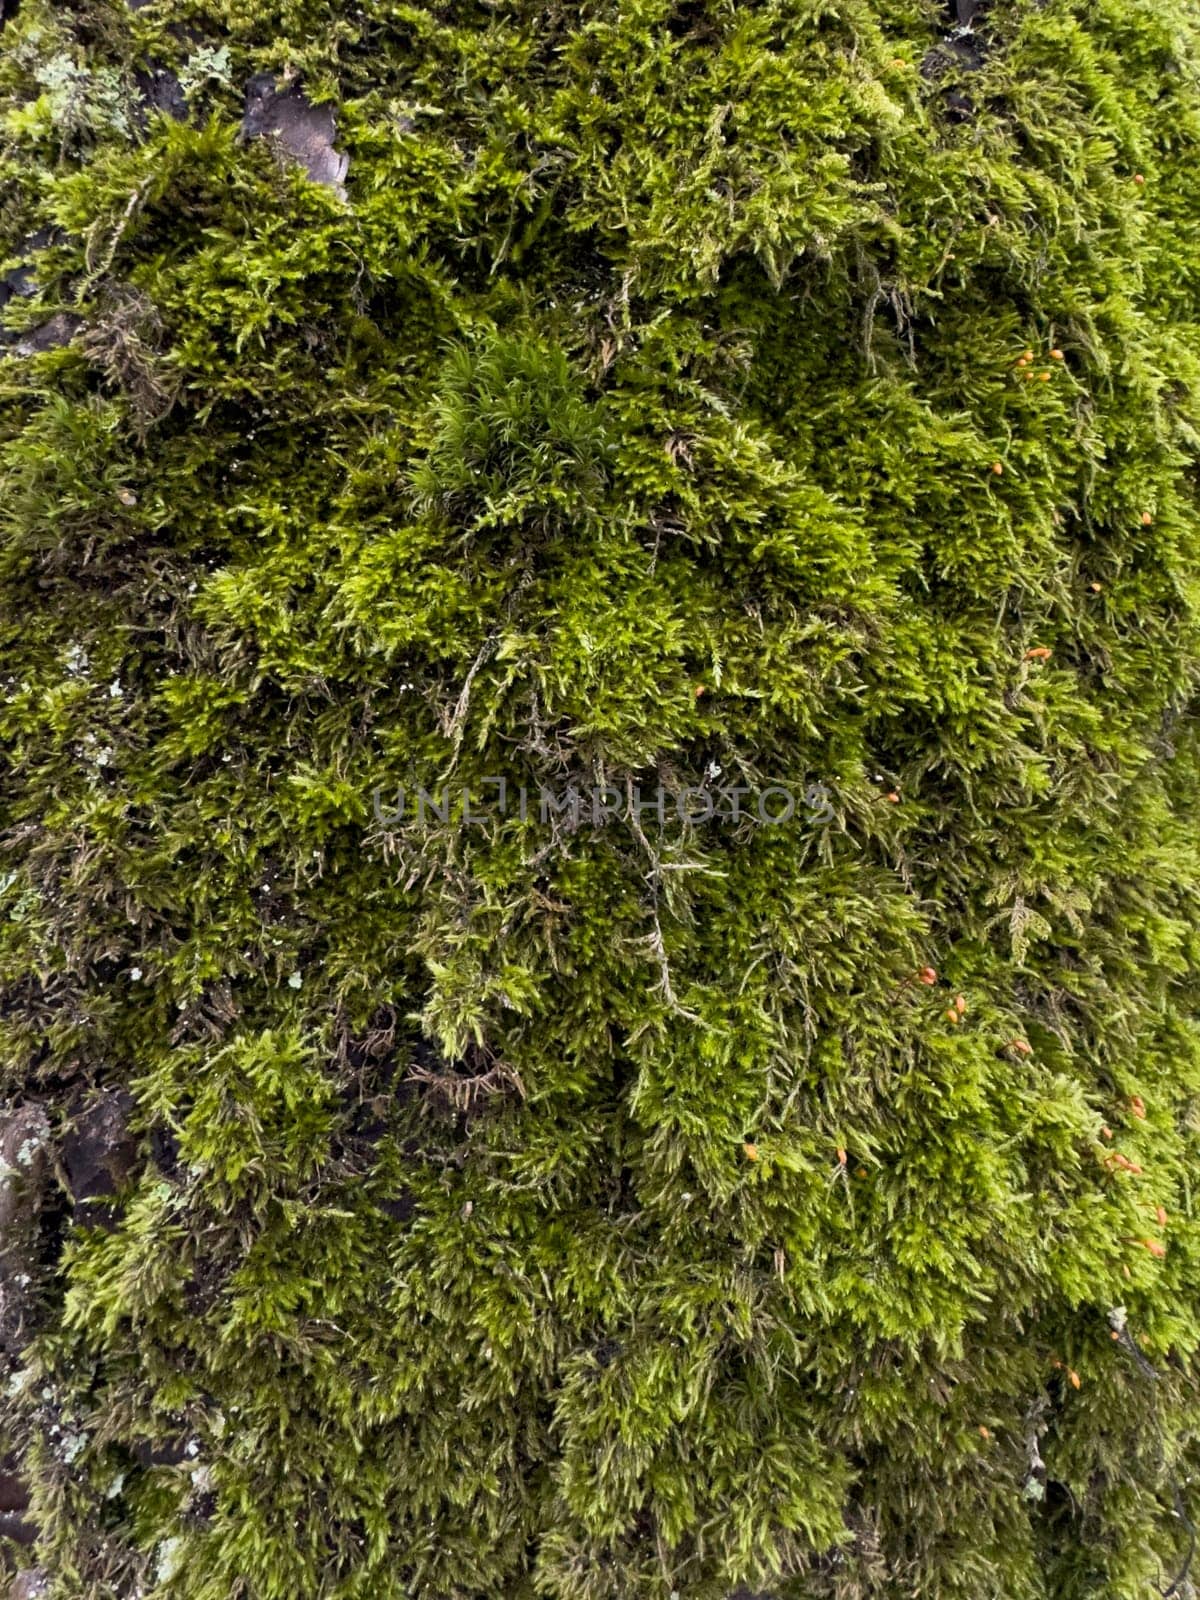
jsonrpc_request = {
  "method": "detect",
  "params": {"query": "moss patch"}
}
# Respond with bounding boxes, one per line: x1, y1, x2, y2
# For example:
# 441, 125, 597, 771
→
3, 1, 1200, 1596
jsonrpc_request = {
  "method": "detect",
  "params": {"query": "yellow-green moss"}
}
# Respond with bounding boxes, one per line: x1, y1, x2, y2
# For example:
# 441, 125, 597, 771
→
3, 1, 1200, 1596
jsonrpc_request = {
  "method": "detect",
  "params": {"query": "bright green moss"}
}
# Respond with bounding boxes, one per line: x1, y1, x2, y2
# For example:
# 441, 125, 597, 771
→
3, 0, 1200, 1596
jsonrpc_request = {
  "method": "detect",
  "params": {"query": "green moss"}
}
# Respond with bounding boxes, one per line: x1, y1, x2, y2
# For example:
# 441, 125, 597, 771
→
3, 0, 1200, 1596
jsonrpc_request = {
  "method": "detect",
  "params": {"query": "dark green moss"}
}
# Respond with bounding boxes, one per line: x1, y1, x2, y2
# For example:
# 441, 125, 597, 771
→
2, 0, 1200, 1596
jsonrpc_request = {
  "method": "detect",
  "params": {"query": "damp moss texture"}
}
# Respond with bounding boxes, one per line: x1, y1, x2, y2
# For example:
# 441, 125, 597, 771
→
4, 1, 1200, 1597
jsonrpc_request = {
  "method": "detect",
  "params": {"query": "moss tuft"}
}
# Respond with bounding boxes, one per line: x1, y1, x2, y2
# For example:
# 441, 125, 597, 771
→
3, 0, 1200, 1596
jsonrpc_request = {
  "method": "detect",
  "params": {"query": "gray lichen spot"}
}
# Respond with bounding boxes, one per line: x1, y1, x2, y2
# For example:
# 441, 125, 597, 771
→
9, 1571, 50, 1598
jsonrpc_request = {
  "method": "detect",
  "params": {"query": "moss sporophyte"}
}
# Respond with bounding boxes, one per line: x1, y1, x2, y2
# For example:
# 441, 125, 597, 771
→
3, 0, 1200, 1596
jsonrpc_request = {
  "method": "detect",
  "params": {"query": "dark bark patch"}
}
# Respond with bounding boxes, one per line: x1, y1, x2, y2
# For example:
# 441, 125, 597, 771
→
375, 1189, 415, 1223
0, 1104, 51, 1352
13, 314, 83, 356
61, 1089, 137, 1227
241, 75, 348, 197
134, 66, 187, 123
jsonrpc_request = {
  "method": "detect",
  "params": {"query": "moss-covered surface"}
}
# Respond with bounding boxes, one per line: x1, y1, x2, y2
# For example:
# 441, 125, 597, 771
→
4, 0, 1200, 1595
